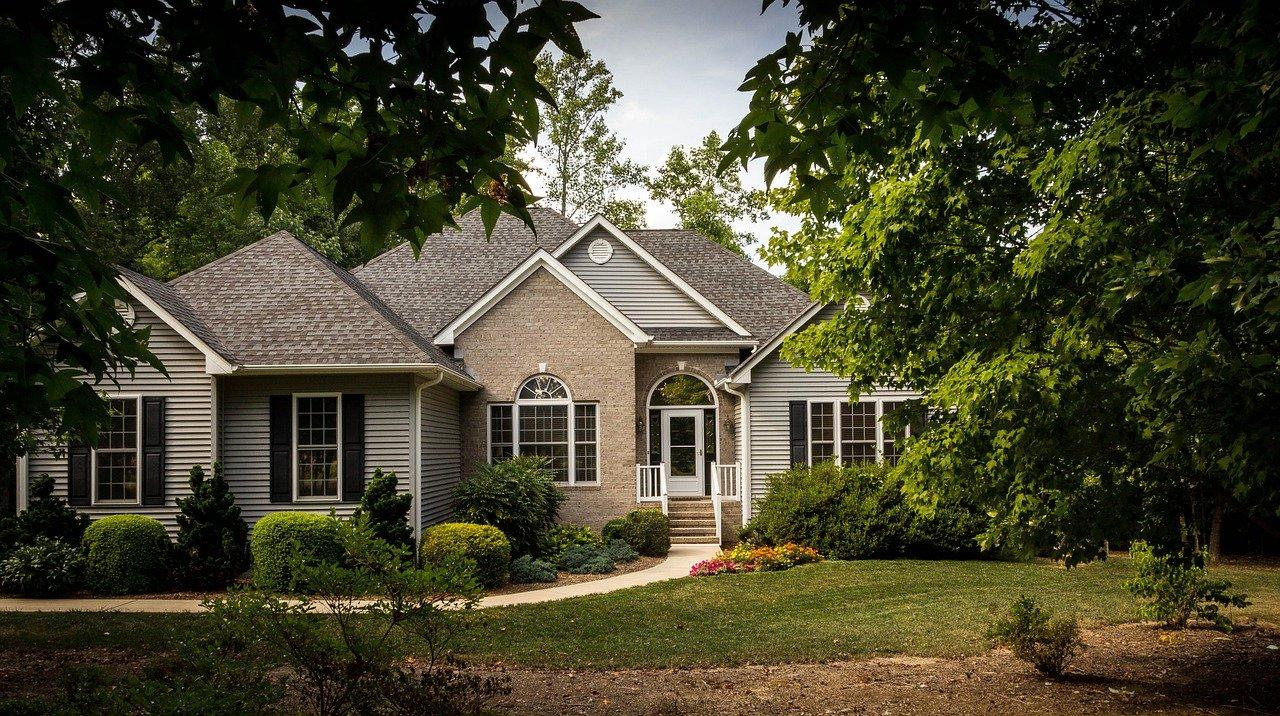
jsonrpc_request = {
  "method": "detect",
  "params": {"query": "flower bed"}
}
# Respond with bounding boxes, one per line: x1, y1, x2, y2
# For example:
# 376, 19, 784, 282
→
690, 543, 822, 576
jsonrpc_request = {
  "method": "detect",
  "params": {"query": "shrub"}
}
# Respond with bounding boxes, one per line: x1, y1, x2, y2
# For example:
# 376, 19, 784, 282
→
0, 537, 84, 596
602, 509, 671, 557
204, 523, 506, 716
557, 543, 615, 574
249, 512, 343, 593
0, 474, 89, 558
82, 515, 171, 595
453, 456, 565, 556
173, 463, 249, 590
986, 596, 1082, 677
351, 468, 413, 551
420, 523, 511, 588
746, 462, 985, 559
602, 538, 639, 563
544, 523, 600, 557
1123, 541, 1250, 630
510, 555, 558, 583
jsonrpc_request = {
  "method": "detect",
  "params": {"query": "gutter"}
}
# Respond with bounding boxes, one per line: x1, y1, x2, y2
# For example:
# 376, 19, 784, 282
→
721, 381, 751, 526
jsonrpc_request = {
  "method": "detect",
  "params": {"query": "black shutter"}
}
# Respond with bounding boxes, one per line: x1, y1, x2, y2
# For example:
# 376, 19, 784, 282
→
67, 443, 91, 506
141, 397, 166, 505
788, 400, 808, 467
269, 395, 292, 503
341, 394, 365, 502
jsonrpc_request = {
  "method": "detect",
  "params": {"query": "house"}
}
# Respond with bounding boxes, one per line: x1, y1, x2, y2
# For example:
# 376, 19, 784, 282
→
15, 208, 920, 544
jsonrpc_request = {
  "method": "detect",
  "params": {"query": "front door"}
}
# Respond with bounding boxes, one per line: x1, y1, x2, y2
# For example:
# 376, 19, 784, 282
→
662, 409, 704, 496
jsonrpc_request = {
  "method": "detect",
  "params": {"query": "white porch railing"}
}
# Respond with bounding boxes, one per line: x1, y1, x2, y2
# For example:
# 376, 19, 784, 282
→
710, 462, 723, 544
714, 462, 741, 502
636, 463, 669, 514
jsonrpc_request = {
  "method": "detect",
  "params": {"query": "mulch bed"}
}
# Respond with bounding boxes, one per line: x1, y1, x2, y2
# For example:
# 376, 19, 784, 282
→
485, 624, 1280, 715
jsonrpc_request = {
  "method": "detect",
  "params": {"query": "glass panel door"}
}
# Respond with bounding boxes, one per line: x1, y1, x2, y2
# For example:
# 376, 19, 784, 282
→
662, 409, 704, 496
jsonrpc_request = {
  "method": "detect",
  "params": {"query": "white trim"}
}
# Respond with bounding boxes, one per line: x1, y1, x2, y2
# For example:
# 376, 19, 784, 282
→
486, 396, 600, 487
804, 397, 910, 467
91, 394, 143, 506
411, 371, 444, 547
433, 249, 652, 345
292, 392, 342, 503
210, 375, 220, 464
116, 275, 236, 375
661, 408, 705, 496
720, 302, 826, 386
551, 215, 753, 337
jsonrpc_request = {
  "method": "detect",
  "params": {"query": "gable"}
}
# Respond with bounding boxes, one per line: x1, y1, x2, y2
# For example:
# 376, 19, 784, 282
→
454, 266, 640, 348
560, 226, 724, 330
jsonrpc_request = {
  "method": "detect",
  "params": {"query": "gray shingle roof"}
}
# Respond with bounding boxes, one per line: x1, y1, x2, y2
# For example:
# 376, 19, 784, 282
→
647, 326, 755, 342
352, 207, 580, 338
117, 266, 237, 362
355, 209, 813, 344
626, 229, 814, 342
168, 231, 465, 374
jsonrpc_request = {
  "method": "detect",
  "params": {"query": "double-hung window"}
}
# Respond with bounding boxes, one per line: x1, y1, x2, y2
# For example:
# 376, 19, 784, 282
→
95, 397, 141, 503
809, 398, 912, 466
487, 375, 598, 485
295, 394, 340, 499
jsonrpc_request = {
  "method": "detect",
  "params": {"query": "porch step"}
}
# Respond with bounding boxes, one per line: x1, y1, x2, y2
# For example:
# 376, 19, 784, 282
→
672, 535, 721, 544
671, 525, 717, 536
669, 518, 717, 528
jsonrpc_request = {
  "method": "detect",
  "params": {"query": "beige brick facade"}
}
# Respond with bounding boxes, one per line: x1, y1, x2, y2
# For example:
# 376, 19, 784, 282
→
454, 268, 746, 531
455, 268, 639, 528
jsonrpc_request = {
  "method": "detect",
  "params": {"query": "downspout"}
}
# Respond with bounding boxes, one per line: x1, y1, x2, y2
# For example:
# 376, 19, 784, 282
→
722, 382, 750, 525
14, 455, 27, 515
411, 370, 445, 549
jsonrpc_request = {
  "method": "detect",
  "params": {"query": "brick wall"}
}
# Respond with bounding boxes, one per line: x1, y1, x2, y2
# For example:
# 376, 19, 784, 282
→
455, 268, 639, 528
634, 353, 740, 467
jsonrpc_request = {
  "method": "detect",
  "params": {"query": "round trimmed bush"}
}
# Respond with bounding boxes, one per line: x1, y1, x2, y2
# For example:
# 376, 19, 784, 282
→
420, 522, 510, 588
250, 512, 343, 593
602, 510, 671, 557
82, 515, 171, 595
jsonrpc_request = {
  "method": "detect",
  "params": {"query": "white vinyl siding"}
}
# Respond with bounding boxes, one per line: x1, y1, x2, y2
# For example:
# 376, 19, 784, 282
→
743, 309, 920, 515
420, 382, 462, 529
561, 227, 723, 329
23, 300, 213, 532
219, 374, 413, 526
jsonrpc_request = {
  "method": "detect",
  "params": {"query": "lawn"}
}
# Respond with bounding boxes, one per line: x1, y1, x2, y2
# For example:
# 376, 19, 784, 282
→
0, 557, 1276, 671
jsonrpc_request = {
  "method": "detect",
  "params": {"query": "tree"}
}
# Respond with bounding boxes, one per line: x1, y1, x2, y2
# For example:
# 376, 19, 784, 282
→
1, 2, 593, 465
725, 1, 1280, 563
352, 468, 413, 552
174, 463, 249, 590
648, 131, 767, 255
534, 50, 646, 226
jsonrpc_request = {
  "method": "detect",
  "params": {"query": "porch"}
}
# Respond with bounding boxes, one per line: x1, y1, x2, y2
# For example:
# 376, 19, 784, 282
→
635, 461, 742, 545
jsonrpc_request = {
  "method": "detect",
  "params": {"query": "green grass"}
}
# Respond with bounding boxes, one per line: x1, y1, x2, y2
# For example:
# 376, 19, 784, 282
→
457, 557, 1280, 668
0, 558, 1276, 670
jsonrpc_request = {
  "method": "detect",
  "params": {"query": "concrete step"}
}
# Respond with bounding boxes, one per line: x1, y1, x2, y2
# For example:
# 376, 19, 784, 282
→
672, 535, 721, 544
669, 518, 717, 528
671, 527, 718, 538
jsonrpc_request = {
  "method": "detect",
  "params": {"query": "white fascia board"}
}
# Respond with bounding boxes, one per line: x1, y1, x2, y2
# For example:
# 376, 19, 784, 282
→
721, 301, 827, 385
116, 275, 237, 375
551, 215, 753, 338
433, 249, 652, 345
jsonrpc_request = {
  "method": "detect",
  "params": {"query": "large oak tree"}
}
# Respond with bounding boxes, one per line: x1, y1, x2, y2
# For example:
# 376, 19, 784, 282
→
726, 0, 1280, 561
0, 1, 592, 476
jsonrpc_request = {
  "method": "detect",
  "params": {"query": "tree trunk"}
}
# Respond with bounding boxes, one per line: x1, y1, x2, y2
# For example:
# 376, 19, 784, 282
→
1208, 487, 1226, 561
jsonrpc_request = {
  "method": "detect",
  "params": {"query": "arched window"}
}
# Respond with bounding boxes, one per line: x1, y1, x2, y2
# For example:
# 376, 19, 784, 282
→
488, 374, 597, 485
648, 374, 714, 407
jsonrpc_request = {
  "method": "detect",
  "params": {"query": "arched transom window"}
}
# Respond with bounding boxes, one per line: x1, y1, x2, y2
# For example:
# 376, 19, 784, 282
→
648, 374, 714, 407
488, 374, 598, 485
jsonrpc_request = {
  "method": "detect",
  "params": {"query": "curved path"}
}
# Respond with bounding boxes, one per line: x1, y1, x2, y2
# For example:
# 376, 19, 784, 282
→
0, 544, 719, 614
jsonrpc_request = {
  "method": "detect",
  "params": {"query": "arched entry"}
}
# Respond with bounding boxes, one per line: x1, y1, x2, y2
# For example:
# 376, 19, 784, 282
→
646, 373, 717, 496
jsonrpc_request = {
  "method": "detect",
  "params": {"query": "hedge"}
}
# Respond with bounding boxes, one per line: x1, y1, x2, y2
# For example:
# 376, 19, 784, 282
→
249, 512, 343, 592
82, 515, 171, 595
420, 522, 510, 588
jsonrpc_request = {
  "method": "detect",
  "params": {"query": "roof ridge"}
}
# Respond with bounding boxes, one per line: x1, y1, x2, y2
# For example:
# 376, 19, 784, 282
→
287, 235, 445, 363
169, 230, 293, 287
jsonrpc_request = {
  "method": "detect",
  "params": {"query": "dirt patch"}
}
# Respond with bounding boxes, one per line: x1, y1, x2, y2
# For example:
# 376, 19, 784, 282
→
485, 556, 664, 597
485, 624, 1280, 715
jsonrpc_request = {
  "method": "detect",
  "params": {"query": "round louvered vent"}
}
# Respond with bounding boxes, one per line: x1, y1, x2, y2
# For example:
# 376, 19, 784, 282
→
588, 237, 613, 264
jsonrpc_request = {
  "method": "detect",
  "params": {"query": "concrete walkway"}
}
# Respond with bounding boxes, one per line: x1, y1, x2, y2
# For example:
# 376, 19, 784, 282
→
0, 543, 719, 614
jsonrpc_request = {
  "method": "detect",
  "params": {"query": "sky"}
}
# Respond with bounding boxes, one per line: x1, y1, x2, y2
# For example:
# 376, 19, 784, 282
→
524, 0, 805, 266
